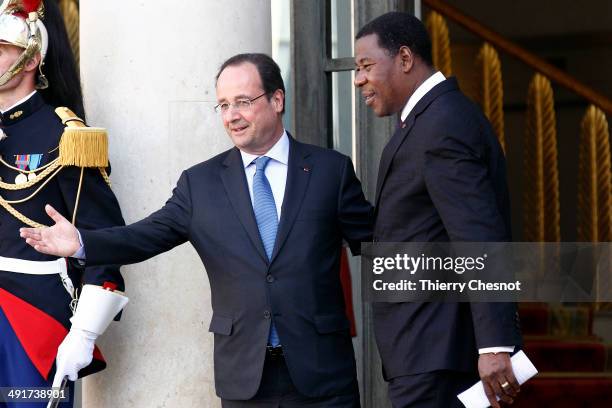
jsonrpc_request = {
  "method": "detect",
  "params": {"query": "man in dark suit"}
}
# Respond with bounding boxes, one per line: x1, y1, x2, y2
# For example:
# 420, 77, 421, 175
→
354, 12, 522, 408
21, 53, 372, 407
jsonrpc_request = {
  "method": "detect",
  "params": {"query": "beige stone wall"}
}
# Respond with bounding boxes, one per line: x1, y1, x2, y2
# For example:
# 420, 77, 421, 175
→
79, 1, 271, 406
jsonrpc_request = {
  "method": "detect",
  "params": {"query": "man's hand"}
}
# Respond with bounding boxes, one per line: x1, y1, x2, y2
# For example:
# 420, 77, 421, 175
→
478, 352, 520, 408
19, 204, 81, 257
52, 328, 97, 388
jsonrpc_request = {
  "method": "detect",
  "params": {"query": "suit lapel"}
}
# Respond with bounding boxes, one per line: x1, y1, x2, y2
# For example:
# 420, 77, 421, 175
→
374, 78, 460, 210
220, 148, 269, 264
374, 118, 414, 208
270, 137, 311, 263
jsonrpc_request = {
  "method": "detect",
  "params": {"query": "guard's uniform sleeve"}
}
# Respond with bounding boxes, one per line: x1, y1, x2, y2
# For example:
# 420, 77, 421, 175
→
57, 163, 125, 291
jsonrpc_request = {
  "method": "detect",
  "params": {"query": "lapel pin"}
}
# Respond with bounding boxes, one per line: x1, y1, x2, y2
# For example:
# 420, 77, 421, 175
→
303, 166, 310, 173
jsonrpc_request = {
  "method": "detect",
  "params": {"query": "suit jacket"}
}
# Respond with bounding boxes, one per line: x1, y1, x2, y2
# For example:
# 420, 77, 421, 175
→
372, 78, 522, 379
81, 136, 373, 399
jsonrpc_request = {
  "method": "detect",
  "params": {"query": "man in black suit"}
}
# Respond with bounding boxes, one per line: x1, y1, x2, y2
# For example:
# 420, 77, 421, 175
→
354, 12, 522, 408
21, 53, 372, 407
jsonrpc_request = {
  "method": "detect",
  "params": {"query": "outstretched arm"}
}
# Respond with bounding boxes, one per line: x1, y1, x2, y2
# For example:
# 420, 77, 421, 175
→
21, 170, 193, 266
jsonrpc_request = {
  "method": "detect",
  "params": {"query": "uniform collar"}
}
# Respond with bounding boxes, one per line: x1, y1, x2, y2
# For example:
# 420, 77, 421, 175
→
0, 91, 45, 126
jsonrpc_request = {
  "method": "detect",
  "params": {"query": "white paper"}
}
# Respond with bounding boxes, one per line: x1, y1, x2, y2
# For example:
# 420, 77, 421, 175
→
457, 350, 538, 408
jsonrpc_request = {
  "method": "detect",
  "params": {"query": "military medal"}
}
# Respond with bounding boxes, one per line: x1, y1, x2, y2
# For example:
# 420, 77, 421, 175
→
14, 154, 29, 184
12, 154, 43, 184
15, 173, 27, 184
27, 154, 42, 182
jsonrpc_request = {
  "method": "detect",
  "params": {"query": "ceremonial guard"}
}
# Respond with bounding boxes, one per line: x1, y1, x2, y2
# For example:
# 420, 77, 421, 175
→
0, 1, 128, 406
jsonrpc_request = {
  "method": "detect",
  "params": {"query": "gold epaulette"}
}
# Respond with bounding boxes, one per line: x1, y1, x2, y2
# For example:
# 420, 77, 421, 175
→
0, 108, 112, 228
56, 107, 109, 168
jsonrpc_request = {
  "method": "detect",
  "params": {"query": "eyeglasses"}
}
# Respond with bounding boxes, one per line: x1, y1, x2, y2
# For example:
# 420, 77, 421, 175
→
214, 92, 268, 114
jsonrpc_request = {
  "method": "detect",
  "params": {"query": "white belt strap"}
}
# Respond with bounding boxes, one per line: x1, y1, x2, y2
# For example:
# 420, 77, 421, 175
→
0, 256, 75, 297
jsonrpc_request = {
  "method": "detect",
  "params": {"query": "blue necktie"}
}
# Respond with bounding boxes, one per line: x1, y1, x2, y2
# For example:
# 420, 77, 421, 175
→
253, 156, 280, 347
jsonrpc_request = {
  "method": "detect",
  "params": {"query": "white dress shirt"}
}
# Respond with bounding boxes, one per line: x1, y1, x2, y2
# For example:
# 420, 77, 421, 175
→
400, 72, 514, 355
400, 71, 446, 122
240, 130, 289, 219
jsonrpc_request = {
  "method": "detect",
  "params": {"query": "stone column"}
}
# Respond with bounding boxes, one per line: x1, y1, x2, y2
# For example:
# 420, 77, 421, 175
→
79, 1, 271, 406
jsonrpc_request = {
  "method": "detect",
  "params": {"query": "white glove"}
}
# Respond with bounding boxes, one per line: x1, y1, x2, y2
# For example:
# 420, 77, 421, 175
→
52, 328, 97, 387
52, 285, 128, 388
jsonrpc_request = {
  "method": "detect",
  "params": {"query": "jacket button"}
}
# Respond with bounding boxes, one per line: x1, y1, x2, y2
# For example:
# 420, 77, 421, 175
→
263, 310, 271, 319
266, 274, 275, 283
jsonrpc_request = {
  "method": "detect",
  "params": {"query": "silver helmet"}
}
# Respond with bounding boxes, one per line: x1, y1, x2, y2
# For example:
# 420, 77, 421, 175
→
0, 1, 48, 88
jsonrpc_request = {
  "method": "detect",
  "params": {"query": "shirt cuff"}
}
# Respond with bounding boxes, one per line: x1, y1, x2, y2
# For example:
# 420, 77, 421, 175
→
478, 346, 515, 355
72, 230, 86, 260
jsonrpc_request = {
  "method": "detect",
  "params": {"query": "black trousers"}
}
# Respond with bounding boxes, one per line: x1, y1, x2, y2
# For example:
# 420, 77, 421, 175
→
387, 370, 479, 408
221, 350, 360, 408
